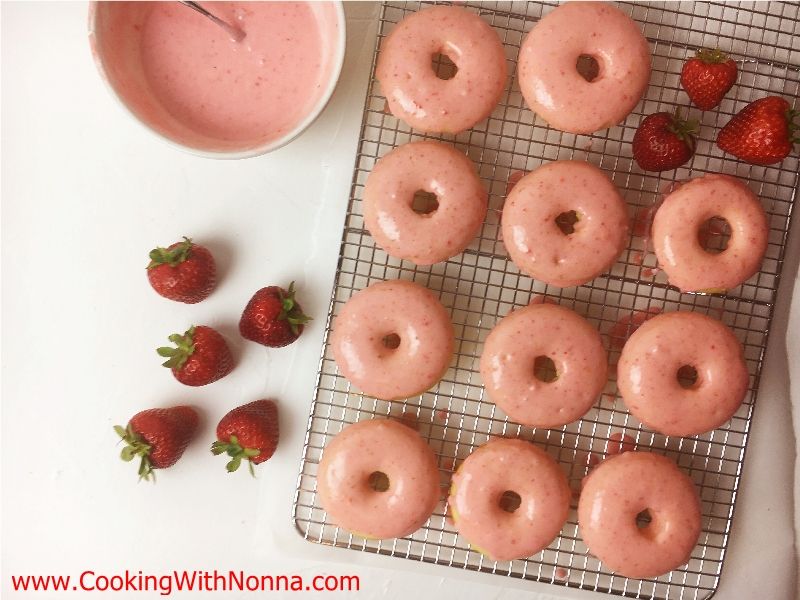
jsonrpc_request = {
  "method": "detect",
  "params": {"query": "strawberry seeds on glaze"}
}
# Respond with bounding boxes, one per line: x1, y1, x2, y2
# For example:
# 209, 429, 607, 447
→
157, 325, 234, 386
239, 282, 311, 348
632, 111, 699, 172
681, 48, 738, 110
717, 96, 798, 165
211, 400, 279, 476
146, 237, 216, 304
114, 406, 198, 482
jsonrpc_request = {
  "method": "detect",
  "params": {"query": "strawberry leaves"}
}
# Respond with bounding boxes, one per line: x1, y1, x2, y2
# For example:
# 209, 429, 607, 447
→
211, 435, 261, 477
156, 326, 196, 370
147, 237, 193, 269
114, 424, 155, 482
279, 282, 312, 336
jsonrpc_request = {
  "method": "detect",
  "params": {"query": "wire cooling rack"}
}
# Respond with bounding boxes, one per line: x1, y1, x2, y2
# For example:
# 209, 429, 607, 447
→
293, 2, 799, 599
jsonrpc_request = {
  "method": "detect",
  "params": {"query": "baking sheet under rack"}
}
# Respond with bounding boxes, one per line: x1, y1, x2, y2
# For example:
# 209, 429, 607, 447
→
292, 2, 800, 599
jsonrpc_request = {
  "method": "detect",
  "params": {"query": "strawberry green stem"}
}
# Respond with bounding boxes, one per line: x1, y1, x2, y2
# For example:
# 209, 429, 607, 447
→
156, 326, 196, 370
147, 237, 193, 269
114, 424, 155, 482
211, 435, 261, 477
695, 47, 729, 63
279, 282, 312, 336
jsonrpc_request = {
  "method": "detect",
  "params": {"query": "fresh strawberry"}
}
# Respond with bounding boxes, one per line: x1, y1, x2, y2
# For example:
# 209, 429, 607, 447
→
157, 325, 234, 386
717, 96, 798, 165
114, 406, 198, 481
680, 48, 738, 110
211, 400, 279, 475
632, 111, 699, 172
147, 237, 216, 304
239, 282, 311, 347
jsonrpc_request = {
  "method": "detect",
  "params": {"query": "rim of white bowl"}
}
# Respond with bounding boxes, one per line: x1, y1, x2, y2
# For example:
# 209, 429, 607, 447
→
88, 1, 347, 160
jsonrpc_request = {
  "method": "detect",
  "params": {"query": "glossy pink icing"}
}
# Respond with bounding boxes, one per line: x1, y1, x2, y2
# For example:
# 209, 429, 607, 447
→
449, 438, 570, 561
518, 1, 651, 134
331, 280, 454, 400
578, 452, 701, 578
501, 160, 629, 287
317, 419, 440, 539
617, 311, 749, 437
480, 303, 607, 428
363, 141, 488, 265
376, 5, 507, 133
652, 174, 769, 292
90, 2, 340, 152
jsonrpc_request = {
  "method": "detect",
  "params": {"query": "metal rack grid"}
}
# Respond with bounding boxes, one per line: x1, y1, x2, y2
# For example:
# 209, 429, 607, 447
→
293, 2, 799, 599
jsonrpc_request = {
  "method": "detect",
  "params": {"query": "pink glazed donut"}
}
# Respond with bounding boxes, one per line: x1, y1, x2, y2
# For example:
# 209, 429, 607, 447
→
617, 311, 749, 437
480, 302, 607, 428
376, 6, 507, 133
652, 174, 769, 293
331, 279, 454, 401
449, 438, 570, 561
363, 141, 488, 265
501, 160, 629, 287
518, 2, 651, 134
578, 452, 702, 578
317, 419, 440, 539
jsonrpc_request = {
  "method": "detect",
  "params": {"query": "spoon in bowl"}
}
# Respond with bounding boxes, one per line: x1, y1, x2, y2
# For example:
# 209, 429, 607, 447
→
179, 1, 246, 43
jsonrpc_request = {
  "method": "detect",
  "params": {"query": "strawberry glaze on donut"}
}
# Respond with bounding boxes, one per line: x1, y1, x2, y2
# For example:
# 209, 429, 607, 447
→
363, 141, 487, 265
578, 452, 701, 579
449, 438, 570, 561
652, 174, 768, 293
480, 302, 607, 428
376, 6, 507, 133
331, 279, 454, 401
317, 419, 440, 539
501, 160, 629, 287
617, 311, 748, 437
518, 2, 651, 134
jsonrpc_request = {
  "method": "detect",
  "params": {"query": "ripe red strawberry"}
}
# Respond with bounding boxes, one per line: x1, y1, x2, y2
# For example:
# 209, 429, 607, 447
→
157, 325, 234, 386
147, 237, 216, 304
632, 111, 699, 172
239, 282, 311, 347
681, 48, 738, 110
114, 406, 198, 481
211, 400, 279, 475
717, 96, 798, 165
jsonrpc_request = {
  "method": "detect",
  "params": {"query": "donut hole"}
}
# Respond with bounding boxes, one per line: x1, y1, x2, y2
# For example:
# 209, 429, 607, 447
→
576, 54, 601, 82
499, 490, 522, 513
534, 355, 559, 383
636, 508, 652, 529
677, 364, 699, 389
697, 216, 731, 254
411, 190, 439, 215
431, 52, 458, 81
555, 210, 579, 235
367, 471, 390, 492
381, 333, 401, 350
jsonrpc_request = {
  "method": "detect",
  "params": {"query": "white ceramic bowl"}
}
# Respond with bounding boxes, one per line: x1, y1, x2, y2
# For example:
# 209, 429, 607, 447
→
88, 2, 346, 159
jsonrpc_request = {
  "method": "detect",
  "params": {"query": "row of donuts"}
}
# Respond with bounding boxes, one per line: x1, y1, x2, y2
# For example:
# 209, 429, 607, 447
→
317, 419, 702, 579
365, 140, 770, 294
330, 280, 749, 437
377, 3, 651, 136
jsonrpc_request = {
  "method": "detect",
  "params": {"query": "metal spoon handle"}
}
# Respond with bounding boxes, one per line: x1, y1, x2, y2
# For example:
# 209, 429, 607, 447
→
179, 1, 246, 42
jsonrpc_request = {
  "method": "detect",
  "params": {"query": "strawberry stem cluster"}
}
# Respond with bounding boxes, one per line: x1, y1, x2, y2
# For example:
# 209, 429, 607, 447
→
211, 435, 261, 477
281, 282, 312, 335
695, 47, 729, 64
788, 108, 799, 145
157, 326, 196, 370
114, 424, 155, 482
147, 237, 193, 269
666, 110, 700, 152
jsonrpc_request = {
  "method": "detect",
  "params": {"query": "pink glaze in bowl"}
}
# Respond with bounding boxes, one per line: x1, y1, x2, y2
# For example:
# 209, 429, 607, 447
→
88, 1, 346, 159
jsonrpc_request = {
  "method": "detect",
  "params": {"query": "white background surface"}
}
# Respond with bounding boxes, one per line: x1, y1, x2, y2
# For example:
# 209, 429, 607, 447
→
1, 2, 798, 599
